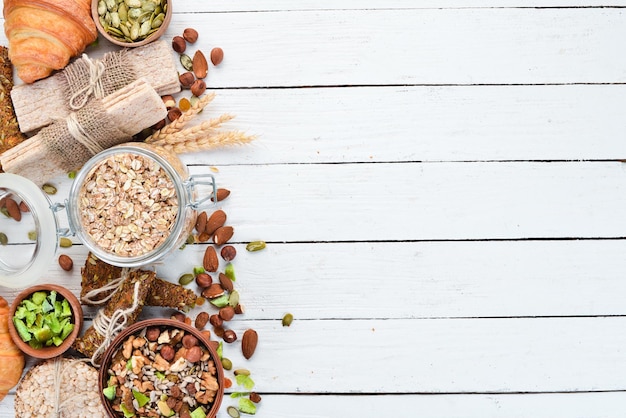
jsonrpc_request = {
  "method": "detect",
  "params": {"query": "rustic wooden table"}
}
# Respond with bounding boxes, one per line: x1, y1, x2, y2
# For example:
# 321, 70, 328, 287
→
2, 1, 626, 417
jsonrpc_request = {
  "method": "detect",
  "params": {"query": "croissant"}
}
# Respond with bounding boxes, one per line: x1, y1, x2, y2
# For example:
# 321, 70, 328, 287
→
0, 296, 24, 401
3, 0, 97, 83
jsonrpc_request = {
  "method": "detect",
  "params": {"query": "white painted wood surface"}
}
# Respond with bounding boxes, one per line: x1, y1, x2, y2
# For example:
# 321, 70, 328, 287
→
1, 2, 625, 417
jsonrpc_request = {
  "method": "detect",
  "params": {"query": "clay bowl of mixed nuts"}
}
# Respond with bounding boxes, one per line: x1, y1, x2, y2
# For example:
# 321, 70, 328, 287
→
92, 0, 172, 48
99, 319, 224, 418
8, 283, 83, 359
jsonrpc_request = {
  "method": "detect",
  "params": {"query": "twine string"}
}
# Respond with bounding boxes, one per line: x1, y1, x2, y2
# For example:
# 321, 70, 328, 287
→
65, 111, 104, 156
89, 281, 140, 367
81, 268, 131, 305
69, 55, 106, 110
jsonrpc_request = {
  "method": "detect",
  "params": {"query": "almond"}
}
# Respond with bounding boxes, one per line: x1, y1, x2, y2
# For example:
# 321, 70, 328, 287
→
203, 246, 219, 272
205, 209, 226, 235
195, 211, 207, 233
201, 283, 225, 299
211, 188, 231, 202
5, 197, 20, 221
193, 50, 208, 79
213, 226, 234, 246
241, 329, 258, 359
218, 272, 234, 292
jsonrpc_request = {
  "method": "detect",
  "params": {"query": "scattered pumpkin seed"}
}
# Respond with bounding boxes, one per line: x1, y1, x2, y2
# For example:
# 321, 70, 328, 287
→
178, 273, 194, 285
225, 262, 236, 281
226, 406, 240, 418
186, 234, 195, 244
221, 357, 233, 370
0, 232, 7, 246
233, 368, 250, 376
42, 183, 57, 195
0, 208, 9, 218
59, 237, 73, 248
246, 240, 266, 252
180, 53, 193, 71
67, 171, 77, 179
282, 313, 294, 327
27, 231, 37, 241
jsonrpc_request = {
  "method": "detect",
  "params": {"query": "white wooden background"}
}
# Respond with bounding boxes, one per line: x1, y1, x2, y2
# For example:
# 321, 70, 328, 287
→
2, 1, 626, 417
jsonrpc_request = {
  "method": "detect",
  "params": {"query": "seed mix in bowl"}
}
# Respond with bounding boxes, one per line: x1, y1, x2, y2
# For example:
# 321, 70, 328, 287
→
78, 152, 178, 257
103, 324, 220, 418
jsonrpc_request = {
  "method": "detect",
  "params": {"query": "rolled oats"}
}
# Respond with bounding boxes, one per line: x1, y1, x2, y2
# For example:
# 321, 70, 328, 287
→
78, 152, 178, 257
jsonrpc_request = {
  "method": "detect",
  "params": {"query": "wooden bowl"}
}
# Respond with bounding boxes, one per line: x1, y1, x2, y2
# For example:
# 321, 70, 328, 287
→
98, 319, 224, 418
91, 0, 172, 48
8, 284, 83, 359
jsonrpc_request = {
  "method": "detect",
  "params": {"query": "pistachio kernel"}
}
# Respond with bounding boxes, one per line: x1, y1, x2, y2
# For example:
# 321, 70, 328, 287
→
27, 231, 37, 241
233, 368, 250, 376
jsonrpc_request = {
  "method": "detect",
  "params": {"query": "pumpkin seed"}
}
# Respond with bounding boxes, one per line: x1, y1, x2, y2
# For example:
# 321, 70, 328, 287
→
125, 0, 141, 8
221, 357, 233, 370
0, 232, 7, 246
97, 0, 107, 16
67, 171, 77, 179
42, 183, 57, 195
0, 208, 10, 218
180, 54, 193, 71
27, 231, 37, 241
282, 313, 294, 327
233, 368, 250, 376
59, 237, 73, 248
178, 273, 194, 285
246, 240, 266, 252
226, 406, 240, 418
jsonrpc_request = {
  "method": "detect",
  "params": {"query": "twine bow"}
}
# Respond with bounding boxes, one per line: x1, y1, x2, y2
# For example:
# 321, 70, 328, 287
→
68, 55, 106, 110
81, 267, 131, 305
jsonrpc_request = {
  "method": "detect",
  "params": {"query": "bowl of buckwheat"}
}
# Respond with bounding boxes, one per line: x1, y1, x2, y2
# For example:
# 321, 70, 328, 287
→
98, 319, 224, 418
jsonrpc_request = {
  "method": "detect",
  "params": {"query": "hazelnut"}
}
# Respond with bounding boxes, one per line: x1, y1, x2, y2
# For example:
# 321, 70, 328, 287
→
220, 245, 237, 262
223, 329, 237, 343
171, 312, 186, 322
58, 254, 73, 271
160, 345, 175, 361
185, 345, 202, 362
182, 334, 199, 348
195, 312, 209, 330
219, 305, 235, 321
183, 28, 199, 43
190, 79, 206, 97
209, 314, 223, 327
210, 47, 224, 66
145, 327, 161, 342
234, 304, 245, 315
195, 273, 212, 288
162, 95, 176, 109
172, 36, 186, 53
249, 392, 262, 403
179, 71, 195, 88
167, 107, 182, 122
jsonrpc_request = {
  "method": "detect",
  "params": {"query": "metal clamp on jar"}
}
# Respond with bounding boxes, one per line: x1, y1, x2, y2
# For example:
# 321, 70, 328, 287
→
0, 142, 217, 288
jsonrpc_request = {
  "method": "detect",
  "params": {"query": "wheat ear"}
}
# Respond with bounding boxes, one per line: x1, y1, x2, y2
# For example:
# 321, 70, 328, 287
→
145, 93, 216, 142
152, 130, 256, 154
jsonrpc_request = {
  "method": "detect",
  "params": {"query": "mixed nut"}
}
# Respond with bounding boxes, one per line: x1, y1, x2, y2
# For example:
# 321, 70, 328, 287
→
103, 324, 220, 418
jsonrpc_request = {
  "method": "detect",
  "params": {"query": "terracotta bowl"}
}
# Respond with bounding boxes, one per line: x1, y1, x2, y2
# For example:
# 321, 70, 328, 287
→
98, 319, 224, 418
91, 0, 172, 48
8, 284, 83, 359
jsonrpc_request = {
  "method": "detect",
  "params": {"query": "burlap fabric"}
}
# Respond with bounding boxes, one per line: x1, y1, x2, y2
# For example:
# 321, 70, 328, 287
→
62, 50, 137, 110
38, 100, 131, 171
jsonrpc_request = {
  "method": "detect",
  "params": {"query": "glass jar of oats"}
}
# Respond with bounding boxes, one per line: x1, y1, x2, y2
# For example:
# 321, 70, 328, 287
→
67, 142, 216, 268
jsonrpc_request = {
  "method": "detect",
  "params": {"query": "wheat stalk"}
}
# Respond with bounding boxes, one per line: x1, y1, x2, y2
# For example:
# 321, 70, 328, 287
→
145, 93, 215, 143
152, 130, 256, 154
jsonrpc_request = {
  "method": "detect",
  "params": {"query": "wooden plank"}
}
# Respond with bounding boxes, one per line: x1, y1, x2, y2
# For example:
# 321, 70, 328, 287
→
4, 162, 626, 243
174, 85, 626, 165
2, 391, 626, 418
4, 239, 626, 319
1, 8, 625, 87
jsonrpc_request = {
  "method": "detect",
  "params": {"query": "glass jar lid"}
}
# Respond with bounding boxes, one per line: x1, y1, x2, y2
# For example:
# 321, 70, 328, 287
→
0, 173, 59, 288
